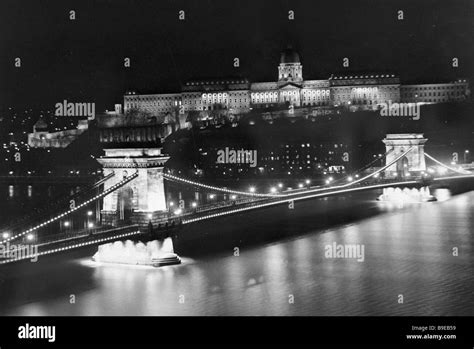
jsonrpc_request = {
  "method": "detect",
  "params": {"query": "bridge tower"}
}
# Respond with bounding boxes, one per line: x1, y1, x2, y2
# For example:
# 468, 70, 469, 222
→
96, 113, 174, 228
97, 148, 169, 227
383, 133, 427, 178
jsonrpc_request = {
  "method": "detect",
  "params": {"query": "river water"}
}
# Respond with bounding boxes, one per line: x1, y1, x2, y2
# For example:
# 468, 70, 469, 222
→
0, 184, 473, 316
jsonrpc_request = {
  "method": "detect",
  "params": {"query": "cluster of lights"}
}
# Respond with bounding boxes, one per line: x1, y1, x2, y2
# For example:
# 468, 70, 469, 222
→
173, 155, 398, 216
0, 230, 142, 265
183, 181, 419, 225
165, 168, 398, 205
332, 148, 415, 188
434, 173, 474, 181
425, 153, 470, 175
163, 173, 284, 198
0, 171, 138, 245
172, 149, 469, 227
325, 176, 334, 185
299, 148, 415, 196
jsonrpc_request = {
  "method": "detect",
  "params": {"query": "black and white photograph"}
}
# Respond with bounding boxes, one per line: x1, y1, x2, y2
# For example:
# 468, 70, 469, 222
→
0, 0, 473, 346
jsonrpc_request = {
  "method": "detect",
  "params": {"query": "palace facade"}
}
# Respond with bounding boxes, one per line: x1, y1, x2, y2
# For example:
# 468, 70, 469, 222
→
123, 48, 470, 118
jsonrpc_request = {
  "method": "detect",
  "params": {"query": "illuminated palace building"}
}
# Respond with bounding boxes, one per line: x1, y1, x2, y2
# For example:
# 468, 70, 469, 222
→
120, 48, 470, 179
123, 48, 470, 118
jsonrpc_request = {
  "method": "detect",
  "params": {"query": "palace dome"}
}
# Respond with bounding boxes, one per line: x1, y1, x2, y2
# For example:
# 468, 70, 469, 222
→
280, 48, 300, 64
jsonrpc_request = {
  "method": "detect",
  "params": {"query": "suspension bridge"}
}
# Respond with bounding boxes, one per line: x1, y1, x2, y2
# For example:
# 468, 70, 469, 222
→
1, 133, 473, 264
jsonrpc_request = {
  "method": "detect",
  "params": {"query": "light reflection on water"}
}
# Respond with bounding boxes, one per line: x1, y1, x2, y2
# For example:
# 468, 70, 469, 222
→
2, 188, 474, 316
434, 188, 452, 202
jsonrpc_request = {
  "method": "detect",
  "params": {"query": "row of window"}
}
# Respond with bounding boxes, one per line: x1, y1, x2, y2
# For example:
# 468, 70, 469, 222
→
126, 96, 180, 102
402, 85, 466, 91
128, 85, 467, 106
126, 85, 467, 111
403, 91, 464, 98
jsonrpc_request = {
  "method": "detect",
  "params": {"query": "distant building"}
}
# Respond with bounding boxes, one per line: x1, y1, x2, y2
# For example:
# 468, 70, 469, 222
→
400, 81, 470, 103
123, 47, 470, 121
28, 118, 89, 148
200, 140, 351, 179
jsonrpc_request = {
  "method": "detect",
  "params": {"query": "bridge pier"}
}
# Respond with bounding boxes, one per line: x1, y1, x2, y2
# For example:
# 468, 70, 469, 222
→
378, 185, 436, 202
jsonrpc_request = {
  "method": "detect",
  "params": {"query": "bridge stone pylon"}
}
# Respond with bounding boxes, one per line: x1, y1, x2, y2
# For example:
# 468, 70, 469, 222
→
382, 133, 427, 178
96, 113, 174, 227
97, 147, 169, 227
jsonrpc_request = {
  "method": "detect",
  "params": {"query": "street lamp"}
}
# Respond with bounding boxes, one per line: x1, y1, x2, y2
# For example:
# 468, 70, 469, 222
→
86, 211, 95, 230
168, 202, 175, 216
464, 150, 470, 163
2, 232, 10, 239
249, 186, 256, 193
270, 187, 277, 193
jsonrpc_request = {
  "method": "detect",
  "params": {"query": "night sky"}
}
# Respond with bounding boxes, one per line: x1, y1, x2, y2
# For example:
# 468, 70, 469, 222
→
1, 0, 473, 111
